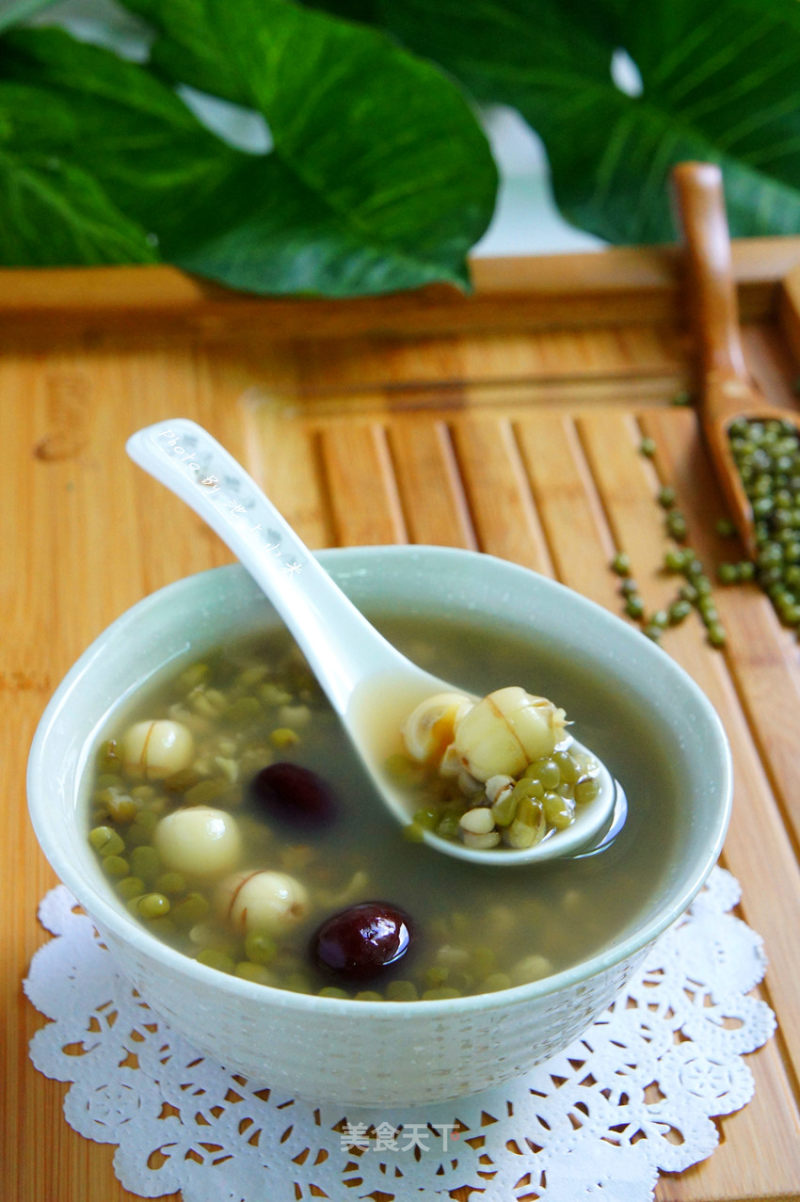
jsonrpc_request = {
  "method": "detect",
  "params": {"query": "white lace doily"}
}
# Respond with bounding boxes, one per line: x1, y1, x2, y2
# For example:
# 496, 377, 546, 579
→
24, 867, 775, 1202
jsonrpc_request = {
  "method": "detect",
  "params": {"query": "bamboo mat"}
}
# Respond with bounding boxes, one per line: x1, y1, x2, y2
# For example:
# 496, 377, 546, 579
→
3, 244, 800, 1201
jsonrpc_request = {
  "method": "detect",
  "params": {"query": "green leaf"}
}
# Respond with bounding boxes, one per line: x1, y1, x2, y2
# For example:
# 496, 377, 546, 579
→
0, 150, 157, 266
165, 155, 474, 296
0, 0, 60, 35
116, 0, 498, 292
373, 0, 800, 243
359, 0, 621, 106
0, 80, 156, 264
119, 0, 251, 107
2, 5, 495, 294
300, 0, 381, 24
1, 28, 243, 235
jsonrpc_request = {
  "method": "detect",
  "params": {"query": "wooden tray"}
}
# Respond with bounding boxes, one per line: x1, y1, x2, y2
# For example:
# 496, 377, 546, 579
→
3, 243, 800, 1201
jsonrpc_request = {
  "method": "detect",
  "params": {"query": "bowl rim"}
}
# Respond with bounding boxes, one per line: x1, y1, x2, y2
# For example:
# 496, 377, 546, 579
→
27, 545, 733, 1016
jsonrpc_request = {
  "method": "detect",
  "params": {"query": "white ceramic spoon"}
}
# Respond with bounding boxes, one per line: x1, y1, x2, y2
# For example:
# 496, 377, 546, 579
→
126, 419, 625, 865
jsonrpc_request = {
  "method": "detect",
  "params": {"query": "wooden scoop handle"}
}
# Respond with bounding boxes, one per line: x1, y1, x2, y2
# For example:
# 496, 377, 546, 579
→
671, 161, 750, 389
671, 161, 764, 559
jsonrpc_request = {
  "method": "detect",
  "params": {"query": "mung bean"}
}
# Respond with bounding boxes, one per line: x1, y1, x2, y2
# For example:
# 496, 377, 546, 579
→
89, 825, 124, 856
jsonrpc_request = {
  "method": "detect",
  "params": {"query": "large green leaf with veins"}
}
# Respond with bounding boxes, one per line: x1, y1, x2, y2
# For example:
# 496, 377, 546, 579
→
0, 1, 497, 294
6, 0, 793, 286
1, 28, 241, 242
366, 0, 800, 241
0, 62, 159, 264
121, 0, 498, 290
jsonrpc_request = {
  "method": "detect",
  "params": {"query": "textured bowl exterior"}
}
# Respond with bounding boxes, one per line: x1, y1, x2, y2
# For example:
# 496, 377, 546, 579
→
99, 921, 650, 1105
28, 548, 732, 1106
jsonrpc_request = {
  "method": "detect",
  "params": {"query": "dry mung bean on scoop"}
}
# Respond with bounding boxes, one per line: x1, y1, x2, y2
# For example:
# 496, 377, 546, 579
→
718, 418, 800, 633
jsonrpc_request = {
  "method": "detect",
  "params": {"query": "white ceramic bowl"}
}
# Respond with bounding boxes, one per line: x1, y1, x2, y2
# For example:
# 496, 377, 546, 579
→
28, 547, 732, 1106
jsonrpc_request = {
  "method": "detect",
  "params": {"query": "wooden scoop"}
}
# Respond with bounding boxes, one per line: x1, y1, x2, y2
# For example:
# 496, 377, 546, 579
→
671, 160, 799, 561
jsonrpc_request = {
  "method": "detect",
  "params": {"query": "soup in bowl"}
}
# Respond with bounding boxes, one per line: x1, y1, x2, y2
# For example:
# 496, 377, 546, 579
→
27, 547, 732, 1106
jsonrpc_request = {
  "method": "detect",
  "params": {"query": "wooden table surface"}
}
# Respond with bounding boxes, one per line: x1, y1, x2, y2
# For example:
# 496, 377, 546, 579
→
3, 245, 800, 1201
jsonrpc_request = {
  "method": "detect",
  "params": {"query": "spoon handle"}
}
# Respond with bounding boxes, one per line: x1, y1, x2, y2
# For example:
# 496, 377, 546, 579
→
126, 418, 405, 713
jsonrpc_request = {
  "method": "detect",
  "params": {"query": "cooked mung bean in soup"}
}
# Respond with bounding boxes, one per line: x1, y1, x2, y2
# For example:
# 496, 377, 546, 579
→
86, 613, 678, 1000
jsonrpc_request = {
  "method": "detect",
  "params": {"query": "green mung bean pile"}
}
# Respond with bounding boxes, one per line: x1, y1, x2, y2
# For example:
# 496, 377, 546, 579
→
719, 417, 800, 630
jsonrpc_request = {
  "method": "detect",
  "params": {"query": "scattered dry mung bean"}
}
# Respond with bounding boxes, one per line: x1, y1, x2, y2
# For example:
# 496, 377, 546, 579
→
666, 510, 688, 542
707, 622, 727, 647
663, 547, 687, 572
610, 451, 729, 648
624, 594, 645, 620
668, 599, 692, 624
